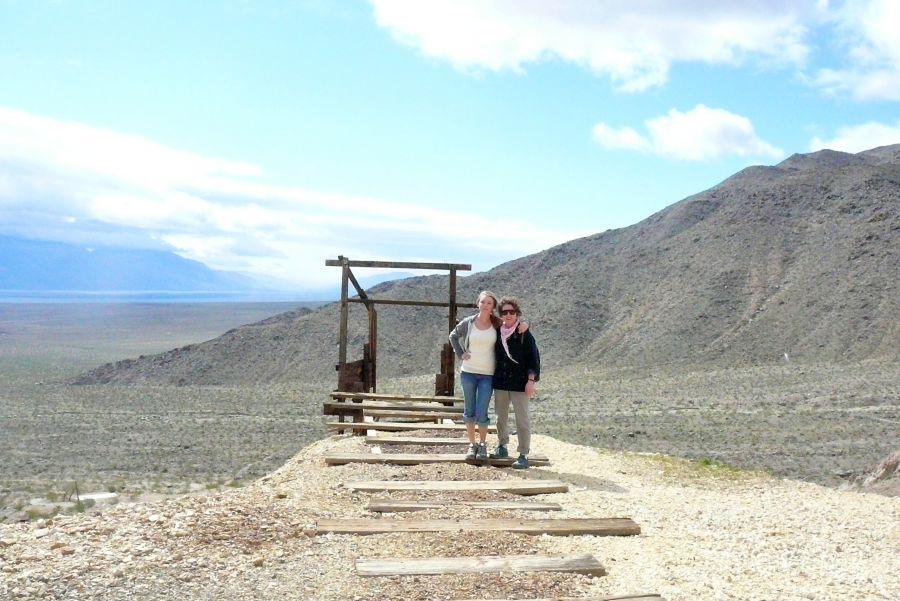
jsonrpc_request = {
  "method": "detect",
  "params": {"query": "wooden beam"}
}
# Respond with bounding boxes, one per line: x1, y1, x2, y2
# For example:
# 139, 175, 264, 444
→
338, 260, 349, 366
326, 401, 464, 413
327, 259, 471, 271
330, 392, 463, 403
455, 596, 664, 601
365, 435, 469, 445
355, 554, 605, 577
343, 480, 568, 495
327, 421, 496, 433
324, 452, 549, 466
363, 409, 462, 420
448, 268, 458, 333
347, 298, 477, 308
368, 499, 562, 513
346, 269, 369, 304
368, 305, 377, 391
314, 518, 640, 537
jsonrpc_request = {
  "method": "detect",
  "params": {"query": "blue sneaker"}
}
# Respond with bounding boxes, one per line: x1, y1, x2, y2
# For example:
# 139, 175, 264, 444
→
489, 445, 508, 459
512, 454, 529, 470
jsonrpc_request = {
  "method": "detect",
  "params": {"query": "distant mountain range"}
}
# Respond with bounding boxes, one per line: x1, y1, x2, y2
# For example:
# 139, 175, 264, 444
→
0, 236, 413, 300
76, 144, 900, 385
0, 236, 255, 292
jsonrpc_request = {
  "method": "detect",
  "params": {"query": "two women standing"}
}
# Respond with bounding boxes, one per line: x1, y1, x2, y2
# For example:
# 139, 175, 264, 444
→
449, 290, 540, 469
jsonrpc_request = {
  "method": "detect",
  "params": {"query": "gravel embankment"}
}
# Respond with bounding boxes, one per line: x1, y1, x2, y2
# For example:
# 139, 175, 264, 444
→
1, 434, 897, 600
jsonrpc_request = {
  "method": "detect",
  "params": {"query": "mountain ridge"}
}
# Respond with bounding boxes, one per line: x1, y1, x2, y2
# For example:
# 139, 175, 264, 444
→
75, 144, 900, 385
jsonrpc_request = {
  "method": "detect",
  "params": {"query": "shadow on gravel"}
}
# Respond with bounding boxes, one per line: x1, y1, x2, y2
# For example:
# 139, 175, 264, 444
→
524, 468, 628, 494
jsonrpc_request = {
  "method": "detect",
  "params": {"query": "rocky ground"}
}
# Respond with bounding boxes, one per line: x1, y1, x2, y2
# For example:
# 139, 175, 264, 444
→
1, 433, 897, 601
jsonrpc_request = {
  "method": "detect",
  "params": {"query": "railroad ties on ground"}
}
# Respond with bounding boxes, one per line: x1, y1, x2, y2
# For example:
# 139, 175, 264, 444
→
318, 391, 662, 600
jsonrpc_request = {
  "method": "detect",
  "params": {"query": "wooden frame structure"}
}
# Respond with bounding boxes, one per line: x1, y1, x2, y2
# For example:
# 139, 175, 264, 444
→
326, 256, 474, 395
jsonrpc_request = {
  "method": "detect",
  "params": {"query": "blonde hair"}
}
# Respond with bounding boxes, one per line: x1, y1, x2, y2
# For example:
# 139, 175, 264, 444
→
477, 290, 499, 313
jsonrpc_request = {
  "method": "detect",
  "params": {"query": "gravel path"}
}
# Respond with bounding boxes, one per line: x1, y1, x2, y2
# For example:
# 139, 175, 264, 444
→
1, 434, 897, 600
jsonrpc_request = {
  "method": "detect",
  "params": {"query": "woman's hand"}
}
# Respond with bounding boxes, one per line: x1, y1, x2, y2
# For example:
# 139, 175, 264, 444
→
517, 321, 529, 334
525, 380, 536, 398
462, 352, 472, 361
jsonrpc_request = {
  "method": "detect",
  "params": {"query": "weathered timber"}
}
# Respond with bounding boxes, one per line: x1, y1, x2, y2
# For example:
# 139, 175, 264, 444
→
325, 401, 464, 413
326, 259, 471, 270
365, 435, 469, 445
348, 298, 477, 308
324, 452, 549, 466
343, 480, 568, 495
327, 421, 496, 433
364, 409, 463, 420
456, 594, 665, 601
330, 392, 463, 403
368, 499, 562, 512
313, 518, 640, 536
355, 554, 605, 577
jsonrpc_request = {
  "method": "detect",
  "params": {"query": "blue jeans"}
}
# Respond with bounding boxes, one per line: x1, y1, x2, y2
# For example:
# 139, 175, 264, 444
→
460, 371, 492, 426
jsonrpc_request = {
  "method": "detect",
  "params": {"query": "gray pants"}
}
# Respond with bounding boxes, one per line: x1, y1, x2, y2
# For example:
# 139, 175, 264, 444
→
493, 389, 530, 455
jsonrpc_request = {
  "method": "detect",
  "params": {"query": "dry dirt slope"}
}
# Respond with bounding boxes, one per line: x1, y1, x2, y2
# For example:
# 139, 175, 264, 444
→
75, 144, 900, 385
1, 434, 897, 600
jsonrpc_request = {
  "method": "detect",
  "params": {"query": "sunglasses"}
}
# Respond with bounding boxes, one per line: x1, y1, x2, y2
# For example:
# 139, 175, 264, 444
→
500, 309, 518, 315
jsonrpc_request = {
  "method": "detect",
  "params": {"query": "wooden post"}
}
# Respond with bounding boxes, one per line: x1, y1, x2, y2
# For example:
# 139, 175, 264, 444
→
368, 306, 377, 392
442, 269, 458, 396
338, 257, 349, 366
448, 269, 457, 333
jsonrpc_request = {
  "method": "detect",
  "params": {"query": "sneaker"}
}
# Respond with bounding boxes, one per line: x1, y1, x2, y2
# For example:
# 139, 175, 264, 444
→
476, 443, 488, 461
465, 443, 478, 460
512, 454, 529, 470
489, 445, 509, 459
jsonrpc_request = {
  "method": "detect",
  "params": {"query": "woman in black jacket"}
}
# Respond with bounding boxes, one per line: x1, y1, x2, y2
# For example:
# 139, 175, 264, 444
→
490, 297, 540, 469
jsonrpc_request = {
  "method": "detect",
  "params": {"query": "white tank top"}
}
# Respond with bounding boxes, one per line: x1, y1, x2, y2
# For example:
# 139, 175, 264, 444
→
461, 322, 496, 375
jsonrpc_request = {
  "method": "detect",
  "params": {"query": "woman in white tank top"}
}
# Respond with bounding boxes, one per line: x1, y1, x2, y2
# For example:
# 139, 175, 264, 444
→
449, 290, 500, 460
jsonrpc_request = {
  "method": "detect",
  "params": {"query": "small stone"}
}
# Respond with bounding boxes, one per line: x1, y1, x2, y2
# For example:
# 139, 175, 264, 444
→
252, 557, 264, 567
34, 528, 50, 539
60, 546, 75, 556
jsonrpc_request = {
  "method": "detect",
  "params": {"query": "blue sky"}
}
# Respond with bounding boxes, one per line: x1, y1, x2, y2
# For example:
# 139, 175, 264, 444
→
2, 0, 899, 289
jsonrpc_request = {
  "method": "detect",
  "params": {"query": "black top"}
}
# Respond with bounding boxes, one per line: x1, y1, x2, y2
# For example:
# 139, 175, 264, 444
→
492, 329, 540, 392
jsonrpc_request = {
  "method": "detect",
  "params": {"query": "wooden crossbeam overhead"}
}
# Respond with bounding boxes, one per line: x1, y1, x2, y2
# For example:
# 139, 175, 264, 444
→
327, 256, 473, 401
330, 392, 464, 403
324, 452, 549, 467
368, 499, 562, 512
326, 259, 471, 270
344, 480, 568, 495
355, 554, 606, 577
347, 298, 477, 308
313, 518, 640, 537
365, 435, 469, 445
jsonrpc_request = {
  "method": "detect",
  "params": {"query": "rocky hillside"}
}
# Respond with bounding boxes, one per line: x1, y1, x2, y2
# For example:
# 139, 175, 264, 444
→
75, 144, 900, 385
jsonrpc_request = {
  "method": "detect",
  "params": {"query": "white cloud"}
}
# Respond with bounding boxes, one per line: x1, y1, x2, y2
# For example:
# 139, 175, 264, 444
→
593, 105, 784, 161
0, 107, 577, 287
809, 120, 900, 152
369, 0, 821, 91
813, 0, 900, 100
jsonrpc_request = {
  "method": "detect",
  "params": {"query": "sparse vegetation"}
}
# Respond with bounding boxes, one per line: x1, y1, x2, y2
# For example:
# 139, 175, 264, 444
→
2, 301, 898, 522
